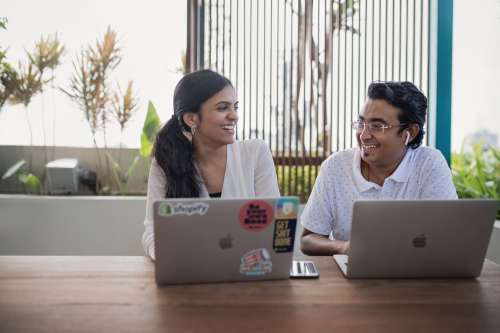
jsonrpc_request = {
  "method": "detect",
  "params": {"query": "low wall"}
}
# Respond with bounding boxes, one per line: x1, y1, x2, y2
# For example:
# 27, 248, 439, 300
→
0, 195, 498, 265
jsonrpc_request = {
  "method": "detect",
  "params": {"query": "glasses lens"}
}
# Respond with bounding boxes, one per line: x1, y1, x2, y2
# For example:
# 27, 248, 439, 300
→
352, 121, 363, 131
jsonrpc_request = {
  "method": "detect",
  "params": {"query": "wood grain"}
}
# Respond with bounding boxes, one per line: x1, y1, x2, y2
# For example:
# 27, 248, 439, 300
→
1, 256, 500, 333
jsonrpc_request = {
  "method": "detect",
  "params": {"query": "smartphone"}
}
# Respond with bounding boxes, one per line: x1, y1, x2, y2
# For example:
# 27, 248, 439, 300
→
289, 260, 319, 278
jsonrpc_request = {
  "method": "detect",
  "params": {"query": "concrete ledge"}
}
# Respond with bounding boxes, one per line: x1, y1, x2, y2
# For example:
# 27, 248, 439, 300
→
0, 195, 498, 265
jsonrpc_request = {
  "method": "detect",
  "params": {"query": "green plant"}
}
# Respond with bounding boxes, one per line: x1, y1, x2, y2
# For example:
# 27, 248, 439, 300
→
277, 165, 318, 202
62, 27, 137, 194
103, 101, 160, 195
0, 18, 18, 110
452, 144, 500, 219
106, 152, 140, 195
139, 101, 162, 183
1, 160, 41, 193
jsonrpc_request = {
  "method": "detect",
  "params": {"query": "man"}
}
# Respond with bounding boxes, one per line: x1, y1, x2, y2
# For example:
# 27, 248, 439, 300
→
300, 81, 458, 256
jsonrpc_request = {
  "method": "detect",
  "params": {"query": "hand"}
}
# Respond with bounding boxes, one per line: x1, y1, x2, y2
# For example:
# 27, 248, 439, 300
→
341, 241, 350, 255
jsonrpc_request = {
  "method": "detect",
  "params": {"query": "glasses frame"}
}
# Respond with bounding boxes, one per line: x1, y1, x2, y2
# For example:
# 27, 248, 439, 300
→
352, 120, 407, 134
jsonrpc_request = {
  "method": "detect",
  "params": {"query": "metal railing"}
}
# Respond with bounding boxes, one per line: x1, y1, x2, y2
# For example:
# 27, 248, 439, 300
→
187, 0, 431, 201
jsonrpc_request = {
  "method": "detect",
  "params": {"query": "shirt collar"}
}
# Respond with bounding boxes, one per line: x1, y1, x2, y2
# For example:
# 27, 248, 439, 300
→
352, 147, 413, 192
387, 148, 413, 183
352, 148, 379, 192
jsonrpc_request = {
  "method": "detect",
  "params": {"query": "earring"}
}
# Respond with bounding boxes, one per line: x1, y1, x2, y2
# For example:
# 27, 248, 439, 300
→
191, 125, 197, 137
404, 131, 410, 146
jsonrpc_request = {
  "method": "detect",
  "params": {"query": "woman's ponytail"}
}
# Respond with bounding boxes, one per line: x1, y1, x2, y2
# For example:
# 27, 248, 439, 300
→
153, 117, 200, 197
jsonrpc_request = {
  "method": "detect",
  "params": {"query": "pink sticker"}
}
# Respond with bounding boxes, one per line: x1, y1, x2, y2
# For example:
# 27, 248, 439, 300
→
239, 200, 273, 231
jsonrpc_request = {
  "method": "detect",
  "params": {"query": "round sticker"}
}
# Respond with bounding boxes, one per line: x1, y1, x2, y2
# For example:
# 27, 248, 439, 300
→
239, 200, 273, 231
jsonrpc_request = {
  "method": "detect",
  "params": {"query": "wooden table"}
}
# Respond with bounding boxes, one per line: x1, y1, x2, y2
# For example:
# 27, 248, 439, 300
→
1, 256, 500, 333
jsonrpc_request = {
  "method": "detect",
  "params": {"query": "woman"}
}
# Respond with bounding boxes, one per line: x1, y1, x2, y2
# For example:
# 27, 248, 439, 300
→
142, 69, 280, 259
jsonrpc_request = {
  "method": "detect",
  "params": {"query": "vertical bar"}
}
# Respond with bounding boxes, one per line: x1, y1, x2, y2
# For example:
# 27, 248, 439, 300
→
222, 0, 225, 74
282, 0, 287, 194
426, 0, 431, 145
269, 0, 273, 149
433, 0, 453, 163
216, 0, 219, 70
309, 0, 314, 193
329, 0, 334, 157
235, 0, 239, 140
243, 0, 246, 138
229, 0, 232, 78
419, 0, 424, 88
336, 0, 341, 152
289, 0, 294, 196
370, 0, 375, 82
249, 0, 253, 138
391, 0, 395, 81
350, 0, 354, 147
255, 0, 259, 140
413, 0, 416, 82
399, 0, 402, 80
262, 0, 266, 141
385, 0, 388, 80
358, 0, 362, 117
378, 0, 381, 80
209, 0, 212, 68
343, 0, 347, 149
364, 0, 367, 95
405, 0, 409, 79
275, 0, 280, 194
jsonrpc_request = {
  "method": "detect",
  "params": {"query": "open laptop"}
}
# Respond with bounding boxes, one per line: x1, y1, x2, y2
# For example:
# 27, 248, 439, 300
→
334, 199, 499, 279
153, 197, 299, 285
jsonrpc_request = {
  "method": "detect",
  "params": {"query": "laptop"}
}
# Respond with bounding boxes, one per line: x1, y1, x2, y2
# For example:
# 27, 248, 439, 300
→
334, 199, 499, 279
153, 197, 299, 285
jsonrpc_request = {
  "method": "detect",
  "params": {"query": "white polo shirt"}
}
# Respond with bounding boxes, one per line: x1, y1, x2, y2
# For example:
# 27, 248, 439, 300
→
301, 146, 458, 240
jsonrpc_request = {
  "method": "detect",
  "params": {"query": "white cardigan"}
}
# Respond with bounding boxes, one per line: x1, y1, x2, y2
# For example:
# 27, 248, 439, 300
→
142, 139, 280, 259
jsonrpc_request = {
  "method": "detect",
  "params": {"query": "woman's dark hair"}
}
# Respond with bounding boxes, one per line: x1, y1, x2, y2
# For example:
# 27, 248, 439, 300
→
154, 69, 233, 198
367, 81, 427, 148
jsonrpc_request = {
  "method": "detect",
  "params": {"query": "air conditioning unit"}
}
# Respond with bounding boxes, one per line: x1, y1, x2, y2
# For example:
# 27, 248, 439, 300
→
45, 158, 79, 194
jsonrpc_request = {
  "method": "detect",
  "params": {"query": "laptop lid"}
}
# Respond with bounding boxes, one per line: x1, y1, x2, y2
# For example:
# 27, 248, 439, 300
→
336, 199, 498, 279
153, 197, 299, 285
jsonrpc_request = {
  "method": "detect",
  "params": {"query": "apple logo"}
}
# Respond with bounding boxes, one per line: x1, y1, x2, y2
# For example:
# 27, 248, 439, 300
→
412, 234, 427, 248
219, 234, 233, 249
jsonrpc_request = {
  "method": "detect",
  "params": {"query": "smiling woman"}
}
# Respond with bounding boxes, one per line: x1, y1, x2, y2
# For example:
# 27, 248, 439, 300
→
142, 70, 280, 260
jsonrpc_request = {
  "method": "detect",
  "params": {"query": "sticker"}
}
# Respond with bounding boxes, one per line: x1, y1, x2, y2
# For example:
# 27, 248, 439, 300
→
239, 200, 273, 231
239, 248, 273, 276
158, 202, 209, 217
273, 219, 297, 253
275, 197, 299, 219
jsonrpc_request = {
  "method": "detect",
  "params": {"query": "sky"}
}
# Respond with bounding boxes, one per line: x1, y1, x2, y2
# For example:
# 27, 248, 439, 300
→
452, 0, 500, 150
0, 0, 186, 148
1, 0, 499, 151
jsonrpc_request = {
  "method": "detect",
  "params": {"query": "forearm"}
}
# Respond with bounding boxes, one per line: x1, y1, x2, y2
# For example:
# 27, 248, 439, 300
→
300, 234, 349, 256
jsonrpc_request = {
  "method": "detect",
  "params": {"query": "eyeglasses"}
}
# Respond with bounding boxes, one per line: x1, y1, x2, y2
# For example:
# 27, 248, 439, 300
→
352, 120, 407, 134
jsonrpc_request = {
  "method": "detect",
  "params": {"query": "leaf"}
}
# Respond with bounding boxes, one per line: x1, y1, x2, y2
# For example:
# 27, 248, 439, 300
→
17, 173, 41, 191
140, 132, 154, 158
2, 160, 26, 180
140, 101, 161, 157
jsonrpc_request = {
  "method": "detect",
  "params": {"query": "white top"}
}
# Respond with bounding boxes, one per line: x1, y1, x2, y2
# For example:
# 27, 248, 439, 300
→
142, 139, 280, 259
301, 146, 458, 240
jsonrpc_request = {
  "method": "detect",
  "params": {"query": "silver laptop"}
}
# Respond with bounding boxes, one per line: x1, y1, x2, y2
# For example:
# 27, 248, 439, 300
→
334, 199, 499, 279
153, 197, 299, 285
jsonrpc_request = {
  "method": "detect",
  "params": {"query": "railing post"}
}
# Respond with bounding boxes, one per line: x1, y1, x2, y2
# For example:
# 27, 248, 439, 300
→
428, 0, 453, 164
186, 0, 205, 72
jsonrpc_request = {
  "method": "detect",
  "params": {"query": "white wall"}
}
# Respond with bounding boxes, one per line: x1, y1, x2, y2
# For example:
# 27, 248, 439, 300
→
0, 195, 498, 266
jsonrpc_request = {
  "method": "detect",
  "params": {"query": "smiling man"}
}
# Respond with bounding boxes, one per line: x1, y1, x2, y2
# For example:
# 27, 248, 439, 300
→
300, 81, 458, 256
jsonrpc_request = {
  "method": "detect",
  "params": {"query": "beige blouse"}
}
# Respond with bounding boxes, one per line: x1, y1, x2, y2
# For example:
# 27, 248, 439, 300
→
142, 139, 280, 259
